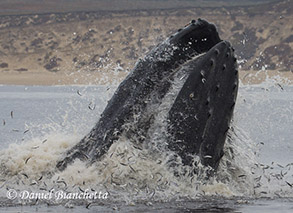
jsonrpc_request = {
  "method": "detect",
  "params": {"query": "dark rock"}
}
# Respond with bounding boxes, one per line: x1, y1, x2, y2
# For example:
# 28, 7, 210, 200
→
30, 38, 43, 48
44, 56, 62, 71
284, 35, 293, 43
15, 68, 28, 72
0, 63, 8, 68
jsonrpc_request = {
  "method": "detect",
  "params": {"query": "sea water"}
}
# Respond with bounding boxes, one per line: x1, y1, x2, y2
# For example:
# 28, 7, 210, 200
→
0, 78, 292, 212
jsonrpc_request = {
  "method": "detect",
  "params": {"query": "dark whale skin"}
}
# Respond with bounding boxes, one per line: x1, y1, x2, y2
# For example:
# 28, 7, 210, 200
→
168, 41, 238, 170
56, 19, 237, 173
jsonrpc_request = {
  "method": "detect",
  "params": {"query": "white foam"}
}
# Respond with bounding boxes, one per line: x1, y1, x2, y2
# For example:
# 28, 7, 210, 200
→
0, 70, 292, 202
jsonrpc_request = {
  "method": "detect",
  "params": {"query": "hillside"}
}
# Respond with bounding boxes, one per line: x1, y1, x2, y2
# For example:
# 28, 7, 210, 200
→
0, 0, 292, 85
0, 0, 278, 15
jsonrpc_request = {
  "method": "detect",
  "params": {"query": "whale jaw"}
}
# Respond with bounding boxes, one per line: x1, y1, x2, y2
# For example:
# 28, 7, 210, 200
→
56, 19, 238, 176
168, 41, 238, 170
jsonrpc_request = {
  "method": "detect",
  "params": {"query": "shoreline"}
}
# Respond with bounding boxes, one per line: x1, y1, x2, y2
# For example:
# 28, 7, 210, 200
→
0, 70, 292, 86
0, 71, 128, 86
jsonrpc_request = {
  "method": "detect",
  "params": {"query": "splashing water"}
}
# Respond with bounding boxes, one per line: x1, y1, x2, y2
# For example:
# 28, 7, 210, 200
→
0, 69, 292, 206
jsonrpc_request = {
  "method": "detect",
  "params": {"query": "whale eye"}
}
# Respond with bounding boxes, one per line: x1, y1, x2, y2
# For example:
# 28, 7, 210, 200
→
226, 52, 230, 58
178, 28, 182, 32
210, 60, 214, 66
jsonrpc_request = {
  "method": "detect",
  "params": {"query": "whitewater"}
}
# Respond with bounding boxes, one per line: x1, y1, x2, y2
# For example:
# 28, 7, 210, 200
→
0, 72, 292, 212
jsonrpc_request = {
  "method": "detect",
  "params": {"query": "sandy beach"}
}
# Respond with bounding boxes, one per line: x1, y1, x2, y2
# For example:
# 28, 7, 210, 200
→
0, 69, 292, 86
0, 70, 128, 85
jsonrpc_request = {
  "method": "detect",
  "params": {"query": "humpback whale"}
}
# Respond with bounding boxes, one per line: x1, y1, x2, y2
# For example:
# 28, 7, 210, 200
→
56, 19, 238, 174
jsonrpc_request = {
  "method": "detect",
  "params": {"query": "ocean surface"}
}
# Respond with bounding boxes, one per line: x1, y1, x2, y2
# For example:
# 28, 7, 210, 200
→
0, 79, 292, 212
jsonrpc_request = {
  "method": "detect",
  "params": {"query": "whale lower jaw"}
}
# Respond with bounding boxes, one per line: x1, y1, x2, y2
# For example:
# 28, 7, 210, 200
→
167, 41, 238, 170
56, 19, 238, 176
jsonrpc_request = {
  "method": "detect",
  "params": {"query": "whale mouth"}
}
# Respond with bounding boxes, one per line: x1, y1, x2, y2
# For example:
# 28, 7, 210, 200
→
167, 40, 238, 170
56, 19, 238, 175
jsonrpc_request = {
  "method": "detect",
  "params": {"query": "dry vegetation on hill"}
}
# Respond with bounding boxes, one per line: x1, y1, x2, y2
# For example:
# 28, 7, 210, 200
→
0, 0, 292, 84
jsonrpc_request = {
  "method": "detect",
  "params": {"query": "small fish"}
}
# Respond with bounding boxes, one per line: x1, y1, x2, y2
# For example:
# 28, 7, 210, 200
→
88, 102, 96, 110
276, 83, 284, 90
133, 145, 142, 150
25, 157, 31, 164
116, 152, 125, 157
2, 119, 5, 126
254, 183, 261, 189
156, 173, 163, 182
42, 139, 47, 143
254, 176, 262, 182
157, 160, 162, 164
78, 187, 84, 192
22, 173, 29, 178
38, 176, 43, 181
274, 192, 281, 198
285, 181, 292, 187
238, 174, 246, 178
86, 203, 91, 209
282, 171, 288, 176
81, 153, 89, 159
129, 165, 136, 172
150, 190, 156, 199
57, 180, 67, 187
12, 129, 20, 132
10, 111, 13, 118
24, 129, 29, 134
77, 90, 82, 96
